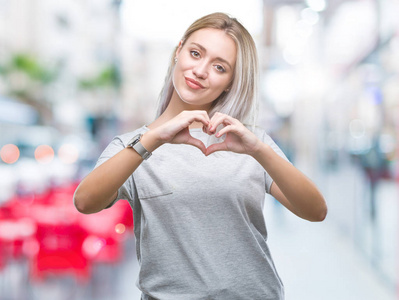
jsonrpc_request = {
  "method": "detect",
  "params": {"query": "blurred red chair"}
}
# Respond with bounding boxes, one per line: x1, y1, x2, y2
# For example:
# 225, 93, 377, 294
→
0, 240, 5, 271
78, 200, 133, 264
82, 235, 122, 264
28, 202, 90, 283
1, 182, 134, 285
0, 217, 37, 299
0, 217, 37, 260
30, 222, 90, 283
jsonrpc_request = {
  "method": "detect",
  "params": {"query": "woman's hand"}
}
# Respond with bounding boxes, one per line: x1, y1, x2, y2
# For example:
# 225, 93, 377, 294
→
205, 112, 261, 156
152, 110, 210, 155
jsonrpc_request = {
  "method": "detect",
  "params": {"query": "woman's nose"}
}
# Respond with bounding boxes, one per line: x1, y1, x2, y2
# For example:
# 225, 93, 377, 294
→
192, 61, 208, 79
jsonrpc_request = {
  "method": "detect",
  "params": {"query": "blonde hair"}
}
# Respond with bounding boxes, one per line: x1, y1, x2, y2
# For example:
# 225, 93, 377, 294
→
156, 12, 259, 125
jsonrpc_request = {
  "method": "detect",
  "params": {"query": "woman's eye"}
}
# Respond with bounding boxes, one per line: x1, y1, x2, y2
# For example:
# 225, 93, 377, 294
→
215, 65, 226, 73
190, 51, 200, 58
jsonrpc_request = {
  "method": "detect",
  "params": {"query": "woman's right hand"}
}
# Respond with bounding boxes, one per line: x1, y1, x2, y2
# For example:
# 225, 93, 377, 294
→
148, 110, 211, 155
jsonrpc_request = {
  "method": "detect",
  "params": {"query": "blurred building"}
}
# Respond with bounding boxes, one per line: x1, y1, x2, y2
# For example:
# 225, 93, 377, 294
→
0, 0, 122, 137
0, 0, 124, 213
260, 0, 399, 291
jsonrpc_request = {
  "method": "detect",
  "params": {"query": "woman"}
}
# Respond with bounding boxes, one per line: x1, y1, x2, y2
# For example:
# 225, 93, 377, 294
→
74, 12, 327, 300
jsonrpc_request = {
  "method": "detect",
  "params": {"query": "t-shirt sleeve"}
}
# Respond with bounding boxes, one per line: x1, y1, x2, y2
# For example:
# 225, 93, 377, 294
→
94, 135, 136, 208
261, 130, 290, 194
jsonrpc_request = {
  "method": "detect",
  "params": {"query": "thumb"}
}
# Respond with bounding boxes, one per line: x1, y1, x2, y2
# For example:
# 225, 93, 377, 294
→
205, 142, 228, 156
184, 136, 207, 155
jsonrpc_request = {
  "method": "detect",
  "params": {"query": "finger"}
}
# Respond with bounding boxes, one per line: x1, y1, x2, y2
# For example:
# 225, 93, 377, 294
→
206, 142, 228, 156
209, 113, 224, 133
209, 113, 234, 134
189, 110, 211, 122
202, 125, 211, 135
179, 110, 209, 127
190, 114, 211, 128
215, 124, 240, 138
202, 122, 214, 135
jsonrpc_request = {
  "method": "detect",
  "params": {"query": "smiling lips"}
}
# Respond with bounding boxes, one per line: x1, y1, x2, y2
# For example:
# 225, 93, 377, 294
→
185, 77, 204, 90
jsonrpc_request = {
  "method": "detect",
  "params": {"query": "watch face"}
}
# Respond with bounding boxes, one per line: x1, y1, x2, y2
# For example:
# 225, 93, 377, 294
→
128, 134, 142, 147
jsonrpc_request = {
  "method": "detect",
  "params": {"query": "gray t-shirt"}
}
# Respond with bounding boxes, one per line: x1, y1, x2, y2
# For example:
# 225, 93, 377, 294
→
95, 125, 288, 300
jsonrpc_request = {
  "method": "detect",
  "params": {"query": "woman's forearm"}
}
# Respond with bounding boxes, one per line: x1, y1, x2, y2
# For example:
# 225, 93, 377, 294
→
73, 130, 161, 214
253, 143, 327, 221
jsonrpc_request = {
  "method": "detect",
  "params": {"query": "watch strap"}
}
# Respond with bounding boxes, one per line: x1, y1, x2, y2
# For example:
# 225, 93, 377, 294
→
132, 141, 152, 160
127, 133, 152, 160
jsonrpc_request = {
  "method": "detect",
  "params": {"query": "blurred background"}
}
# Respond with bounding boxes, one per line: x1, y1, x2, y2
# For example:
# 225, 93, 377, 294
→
0, 0, 398, 299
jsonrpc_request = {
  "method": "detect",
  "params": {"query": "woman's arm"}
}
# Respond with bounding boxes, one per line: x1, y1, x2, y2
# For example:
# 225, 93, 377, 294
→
74, 129, 160, 214
252, 144, 327, 222
206, 112, 327, 222
74, 110, 210, 214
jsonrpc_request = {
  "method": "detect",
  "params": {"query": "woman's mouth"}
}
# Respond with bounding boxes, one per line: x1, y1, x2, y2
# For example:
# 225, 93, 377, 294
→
185, 77, 204, 90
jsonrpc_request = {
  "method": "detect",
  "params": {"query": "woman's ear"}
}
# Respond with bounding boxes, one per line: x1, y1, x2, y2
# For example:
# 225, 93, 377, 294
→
175, 41, 183, 60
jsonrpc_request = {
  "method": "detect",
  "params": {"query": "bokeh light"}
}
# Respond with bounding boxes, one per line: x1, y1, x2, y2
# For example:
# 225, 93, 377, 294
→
58, 144, 79, 164
115, 223, 126, 234
34, 145, 54, 164
82, 235, 106, 258
0, 144, 20, 164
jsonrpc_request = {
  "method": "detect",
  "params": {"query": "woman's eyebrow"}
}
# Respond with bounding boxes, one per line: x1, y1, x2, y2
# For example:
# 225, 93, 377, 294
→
190, 42, 233, 70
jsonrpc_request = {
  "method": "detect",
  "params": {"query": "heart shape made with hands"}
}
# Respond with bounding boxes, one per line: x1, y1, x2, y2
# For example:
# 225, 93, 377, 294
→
174, 124, 225, 157
175, 113, 255, 157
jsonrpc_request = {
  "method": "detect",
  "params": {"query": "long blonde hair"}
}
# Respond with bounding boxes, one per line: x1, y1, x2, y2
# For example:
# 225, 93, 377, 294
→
156, 12, 259, 125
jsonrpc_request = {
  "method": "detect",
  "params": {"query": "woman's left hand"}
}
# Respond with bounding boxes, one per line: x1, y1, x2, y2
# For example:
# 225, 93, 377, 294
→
205, 112, 262, 156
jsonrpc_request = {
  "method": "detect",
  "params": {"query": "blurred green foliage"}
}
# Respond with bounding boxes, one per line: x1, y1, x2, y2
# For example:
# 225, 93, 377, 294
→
78, 64, 120, 90
0, 53, 58, 83
0, 53, 60, 123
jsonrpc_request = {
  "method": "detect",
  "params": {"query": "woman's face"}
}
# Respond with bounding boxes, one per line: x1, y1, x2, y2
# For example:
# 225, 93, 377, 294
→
173, 28, 237, 110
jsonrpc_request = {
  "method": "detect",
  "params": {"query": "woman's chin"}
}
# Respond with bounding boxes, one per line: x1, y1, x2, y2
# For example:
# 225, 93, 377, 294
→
178, 95, 209, 109
173, 88, 214, 110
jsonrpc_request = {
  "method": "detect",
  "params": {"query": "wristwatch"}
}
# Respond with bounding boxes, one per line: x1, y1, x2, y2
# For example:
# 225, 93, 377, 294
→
126, 133, 152, 160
